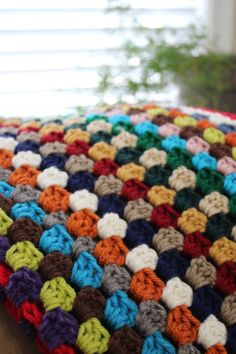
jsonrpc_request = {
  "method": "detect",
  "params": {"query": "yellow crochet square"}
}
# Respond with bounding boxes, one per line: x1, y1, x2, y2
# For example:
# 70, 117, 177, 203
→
76, 317, 110, 354
174, 116, 197, 127
0, 208, 13, 235
147, 185, 176, 207
5, 240, 43, 271
39, 123, 64, 135
64, 128, 90, 144
89, 142, 116, 161
116, 163, 145, 182
177, 208, 207, 234
209, 237, 236, 265
40, 276, 76, 312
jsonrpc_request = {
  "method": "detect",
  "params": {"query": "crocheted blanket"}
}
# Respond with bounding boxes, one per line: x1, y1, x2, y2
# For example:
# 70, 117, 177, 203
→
0, 104, 235, 354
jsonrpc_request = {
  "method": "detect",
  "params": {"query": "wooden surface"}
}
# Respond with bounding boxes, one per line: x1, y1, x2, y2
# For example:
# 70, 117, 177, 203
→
0, 306, 40, 354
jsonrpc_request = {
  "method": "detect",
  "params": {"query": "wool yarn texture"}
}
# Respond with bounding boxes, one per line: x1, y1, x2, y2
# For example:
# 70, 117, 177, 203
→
0, 103, 235, 354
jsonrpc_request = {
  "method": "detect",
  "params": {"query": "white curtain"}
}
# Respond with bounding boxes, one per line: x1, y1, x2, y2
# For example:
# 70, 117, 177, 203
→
0, 0, 204, 116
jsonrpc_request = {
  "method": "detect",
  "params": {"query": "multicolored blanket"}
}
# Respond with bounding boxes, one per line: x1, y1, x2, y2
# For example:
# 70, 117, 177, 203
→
0, 104, 235, 354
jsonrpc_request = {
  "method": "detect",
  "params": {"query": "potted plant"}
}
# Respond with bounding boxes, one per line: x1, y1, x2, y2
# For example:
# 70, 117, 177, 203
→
98, 23, 236, 111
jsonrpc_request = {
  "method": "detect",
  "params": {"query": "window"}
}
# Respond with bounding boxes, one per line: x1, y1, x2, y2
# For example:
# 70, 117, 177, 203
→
0, 0, 205, 116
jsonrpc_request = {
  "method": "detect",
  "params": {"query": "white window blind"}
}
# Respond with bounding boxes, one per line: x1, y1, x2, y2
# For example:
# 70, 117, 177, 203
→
0, 0, 205, 117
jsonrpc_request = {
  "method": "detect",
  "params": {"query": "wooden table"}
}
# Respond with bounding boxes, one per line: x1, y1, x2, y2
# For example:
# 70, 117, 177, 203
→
0, 306, 40, 354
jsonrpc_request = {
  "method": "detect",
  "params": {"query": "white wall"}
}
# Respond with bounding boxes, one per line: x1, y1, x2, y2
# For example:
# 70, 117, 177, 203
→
207, 0, 236, 54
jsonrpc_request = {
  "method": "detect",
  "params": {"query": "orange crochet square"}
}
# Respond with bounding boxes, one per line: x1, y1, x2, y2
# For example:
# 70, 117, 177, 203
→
39, 185, 70, 213
94, 236, 128, 266
165, 305, 200, 346
0, 149, 13, 169
67, 209, 99, 238
8, 164, 39, 187
129, 268, 164, 302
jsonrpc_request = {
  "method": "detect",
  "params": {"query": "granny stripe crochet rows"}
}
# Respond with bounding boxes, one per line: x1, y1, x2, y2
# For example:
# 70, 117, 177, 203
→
0, 104, 235, 354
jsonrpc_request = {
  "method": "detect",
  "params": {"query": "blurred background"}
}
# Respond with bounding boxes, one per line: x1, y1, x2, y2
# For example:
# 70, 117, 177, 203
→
0, 0, 235, 117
